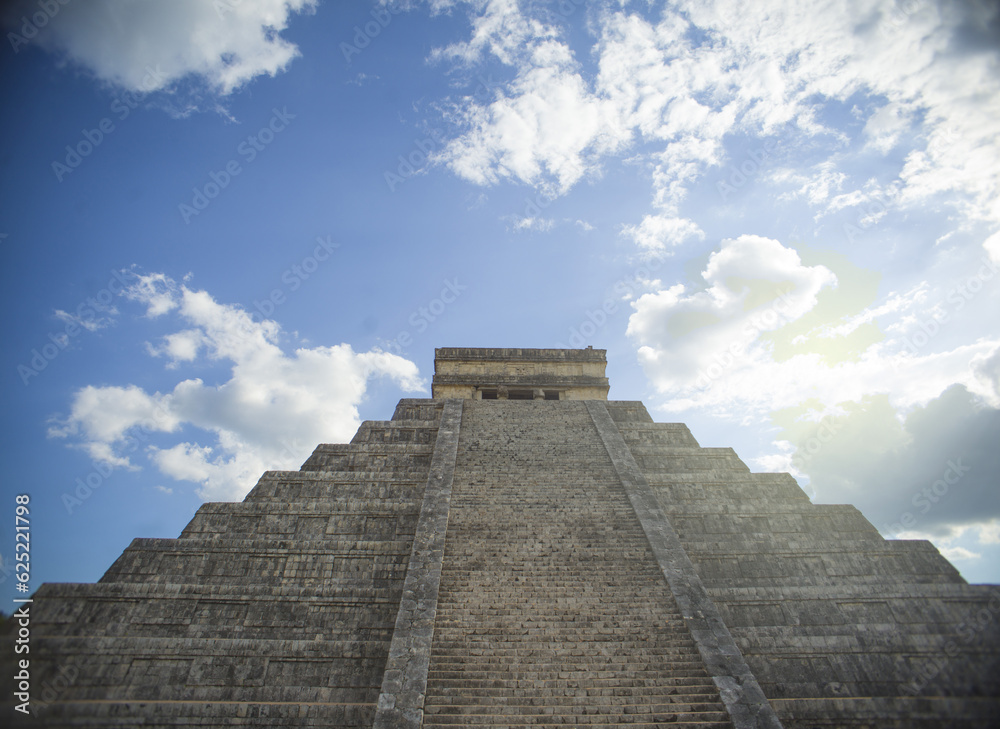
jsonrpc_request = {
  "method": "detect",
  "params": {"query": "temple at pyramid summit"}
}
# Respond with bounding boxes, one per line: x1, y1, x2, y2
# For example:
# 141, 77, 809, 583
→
6, 347, 1000, 728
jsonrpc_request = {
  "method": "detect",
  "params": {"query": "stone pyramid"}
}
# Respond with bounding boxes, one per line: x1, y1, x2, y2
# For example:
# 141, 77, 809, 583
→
6, 347, 999, 728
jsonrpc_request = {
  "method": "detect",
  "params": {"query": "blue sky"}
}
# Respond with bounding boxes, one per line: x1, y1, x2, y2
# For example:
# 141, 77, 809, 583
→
2, 0, 999, 606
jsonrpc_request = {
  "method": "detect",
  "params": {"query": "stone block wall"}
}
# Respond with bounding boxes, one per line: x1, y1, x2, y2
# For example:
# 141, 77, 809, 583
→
609, 401, 1000, 728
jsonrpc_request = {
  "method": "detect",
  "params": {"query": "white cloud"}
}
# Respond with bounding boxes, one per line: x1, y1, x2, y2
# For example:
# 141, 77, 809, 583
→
863, 101, 913, 154
430, 0, 1000, 233
431, 1, 633, 195
627, 235, 836, 394
979, 521, 1000, 545
417, 0, 1000, 582
123, 272, 182, 317
938, 545, 981, 562
9, 0, 316, 95
49, 384, 179, 446
54, 306, 117, 333
985, 230, 1000, 264
510, 216, 555, 232
775, 162, 847, 206
621, 215, 704, 255
148, 329, 205, 366
50, 273, 425, 501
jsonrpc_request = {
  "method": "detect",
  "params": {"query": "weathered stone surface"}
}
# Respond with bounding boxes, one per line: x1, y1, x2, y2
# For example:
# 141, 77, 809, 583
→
5, 347, 998, 728
612, 407, 1000, 728
431, 346, 609, 400
587, 400, 780, 729
4, 403, 448, 728
421, 399, 737, 727
373, 399, 463, 729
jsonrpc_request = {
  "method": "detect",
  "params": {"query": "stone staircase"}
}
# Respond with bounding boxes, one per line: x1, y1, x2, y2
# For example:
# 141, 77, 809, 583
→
422, 400, 733, 727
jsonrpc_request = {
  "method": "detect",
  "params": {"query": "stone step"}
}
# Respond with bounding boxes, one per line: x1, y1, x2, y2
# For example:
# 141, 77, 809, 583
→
425, 677, 720, 691
425, 684, 721, 699
421, 711, 731, 725
430, 635, 696, 646
420, 400, 733, 727
431, 627, 693, 636
299, 443, 433, 472
426, 666, 713, 680
5, 700, 376, 729
244, 471, 426, 502
391, 398, 445, 423
423, 723, 730, 729
350, 420, 441, 444
773, 695, 1000, 729
423, 700, 726, 712
429, 648, 705, 661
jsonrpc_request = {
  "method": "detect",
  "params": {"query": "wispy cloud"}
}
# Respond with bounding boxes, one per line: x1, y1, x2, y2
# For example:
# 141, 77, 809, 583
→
49, 273, 424, 501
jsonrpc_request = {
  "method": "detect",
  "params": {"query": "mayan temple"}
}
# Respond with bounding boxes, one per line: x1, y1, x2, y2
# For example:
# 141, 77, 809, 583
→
6, 347, 1000, 728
